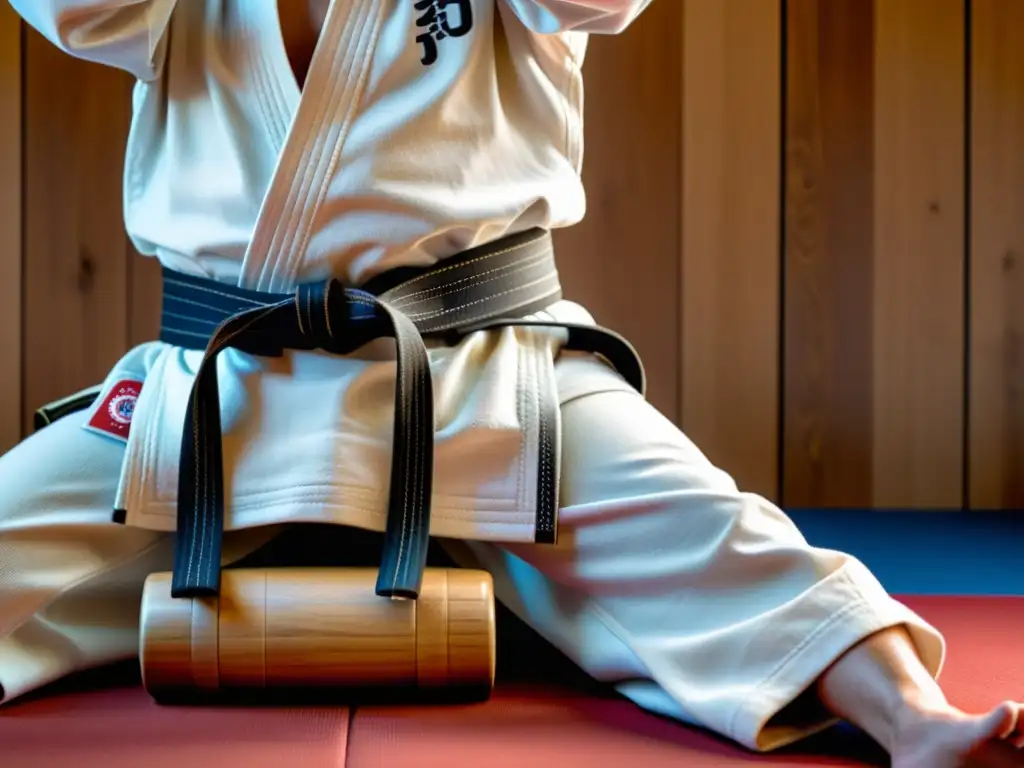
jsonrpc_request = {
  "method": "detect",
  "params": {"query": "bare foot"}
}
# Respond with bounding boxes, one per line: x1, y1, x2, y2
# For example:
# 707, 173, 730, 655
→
891, 700, 1024, 767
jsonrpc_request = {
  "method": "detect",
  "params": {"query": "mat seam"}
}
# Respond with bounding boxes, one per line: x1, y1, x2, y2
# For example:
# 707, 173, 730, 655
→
344, 701, 358, 768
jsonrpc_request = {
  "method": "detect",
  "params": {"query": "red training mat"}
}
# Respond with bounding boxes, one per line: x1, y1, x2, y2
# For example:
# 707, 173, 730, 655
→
0, 596, 1018, 768
345, 596, 1023, 767
0, 679, 351, 768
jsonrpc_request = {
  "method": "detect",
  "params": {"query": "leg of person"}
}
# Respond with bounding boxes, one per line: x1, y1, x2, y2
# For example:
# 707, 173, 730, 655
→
442, 357, 1019, 766
820, 629, 1023, 767
0, 409, 276, 705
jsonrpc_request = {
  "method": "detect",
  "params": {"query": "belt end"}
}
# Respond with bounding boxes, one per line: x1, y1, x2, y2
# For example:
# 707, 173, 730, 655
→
374, 561, 425, 601
169, 565, 221, 599
169, 583, 221, 600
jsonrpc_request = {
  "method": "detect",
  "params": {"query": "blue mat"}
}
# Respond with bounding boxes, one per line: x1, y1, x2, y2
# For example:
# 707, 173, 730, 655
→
787, 509, 1023, 597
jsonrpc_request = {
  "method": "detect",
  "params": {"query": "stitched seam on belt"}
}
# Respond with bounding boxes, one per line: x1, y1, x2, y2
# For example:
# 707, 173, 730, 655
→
185, 305, 281, 587
395, 265, 557, 321
390, 309, 413, 590
163, 277, 272, 305
387, 247, 551, 308
405, 275, 560, 325
384, 232, 549, 293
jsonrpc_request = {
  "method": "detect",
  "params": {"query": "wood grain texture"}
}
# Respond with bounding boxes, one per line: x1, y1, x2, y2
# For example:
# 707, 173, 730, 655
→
784, 0, 966, 509
22, 31, 136, 432
680, 0, 781, 500
129, 246, 163, 347
969, 0, 1024, 509
140, 569, 496, 698
783, 0, 875, 507
0, 7, 22, 453
872, 0, 965, 508
552, 0, 682, 423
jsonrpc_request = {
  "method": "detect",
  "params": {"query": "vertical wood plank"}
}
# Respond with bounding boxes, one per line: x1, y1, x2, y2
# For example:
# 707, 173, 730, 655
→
553, 0, 683, 423
0, 5, 22, 451
872, 0, 965, 508
680, 0, 781, 500
129, 247, 163, 346
969, 0, 1024, 509
23, 31, 135, 433
783, 0, 875, 507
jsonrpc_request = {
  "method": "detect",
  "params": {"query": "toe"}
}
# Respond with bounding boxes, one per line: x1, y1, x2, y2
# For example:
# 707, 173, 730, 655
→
972, 702, 1018, 744
1000, 703, 1022, 741
1007, 704, 1024, 748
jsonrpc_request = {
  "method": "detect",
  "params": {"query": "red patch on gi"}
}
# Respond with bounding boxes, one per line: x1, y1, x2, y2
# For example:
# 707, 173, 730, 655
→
88, 379, 142, 440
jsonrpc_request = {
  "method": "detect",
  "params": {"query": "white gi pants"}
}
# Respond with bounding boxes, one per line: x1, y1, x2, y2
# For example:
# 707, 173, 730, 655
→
0, 356, 944, 752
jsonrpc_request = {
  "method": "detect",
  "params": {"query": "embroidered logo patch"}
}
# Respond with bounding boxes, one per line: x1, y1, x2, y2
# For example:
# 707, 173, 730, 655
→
86, 379, 142, 442
415, 0, 474, 66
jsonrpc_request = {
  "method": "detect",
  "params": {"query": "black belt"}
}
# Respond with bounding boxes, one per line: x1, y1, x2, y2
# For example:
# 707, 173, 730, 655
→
160, 229, 646, 602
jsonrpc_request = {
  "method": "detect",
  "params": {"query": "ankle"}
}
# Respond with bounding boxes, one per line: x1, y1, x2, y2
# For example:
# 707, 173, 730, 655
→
817, 627, 947, 753
890, 684, 949, 724
842, 670, 951, 753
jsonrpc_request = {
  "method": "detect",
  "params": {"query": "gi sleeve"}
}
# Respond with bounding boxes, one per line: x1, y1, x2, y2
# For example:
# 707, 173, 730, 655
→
501, 0, 653, 34
8, 0, 177, 81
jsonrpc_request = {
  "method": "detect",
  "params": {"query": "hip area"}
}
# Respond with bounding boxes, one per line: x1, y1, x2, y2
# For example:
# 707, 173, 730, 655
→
59, 299, 637, 545
37, 231, 646, 550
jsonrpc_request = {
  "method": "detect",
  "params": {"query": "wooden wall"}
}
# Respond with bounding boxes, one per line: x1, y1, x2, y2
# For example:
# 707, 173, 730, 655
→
557, 0, 1023, 511
0, 3, 21, 454
1, 0, 1021, 511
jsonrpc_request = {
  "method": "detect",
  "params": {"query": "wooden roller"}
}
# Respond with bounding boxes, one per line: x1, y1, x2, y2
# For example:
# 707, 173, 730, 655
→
139, 567, 496, 701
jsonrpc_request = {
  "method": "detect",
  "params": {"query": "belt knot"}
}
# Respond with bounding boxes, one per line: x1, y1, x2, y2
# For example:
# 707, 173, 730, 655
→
294, 281, 382, 355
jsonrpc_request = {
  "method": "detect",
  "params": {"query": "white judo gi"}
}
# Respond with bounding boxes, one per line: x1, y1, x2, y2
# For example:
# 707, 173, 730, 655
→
1, 0, 945, 752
